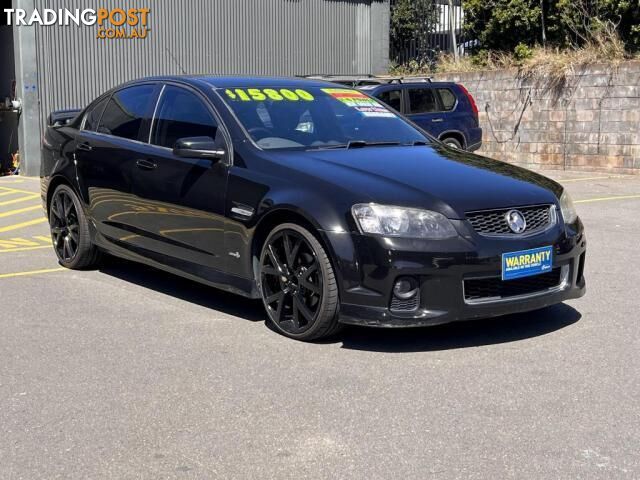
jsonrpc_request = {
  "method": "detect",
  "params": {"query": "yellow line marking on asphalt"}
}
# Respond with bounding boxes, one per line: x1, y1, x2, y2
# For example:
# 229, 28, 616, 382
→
0, 195, 40, 207
0, 175, 39, 181
34, 235, 52, 242
560, 175, 628, 183
0, 267, 66, 279
0, 237, 42, 248
575, 194, 640, 204
0, 218, 47, 233
0, 205, 42, 218
0, 245, 51, 254
0, 191, 20, 197
0, 186, 41, 195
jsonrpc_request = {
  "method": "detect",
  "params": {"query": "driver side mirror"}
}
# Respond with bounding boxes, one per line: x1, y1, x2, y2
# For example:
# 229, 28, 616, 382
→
173, 137, 226, 159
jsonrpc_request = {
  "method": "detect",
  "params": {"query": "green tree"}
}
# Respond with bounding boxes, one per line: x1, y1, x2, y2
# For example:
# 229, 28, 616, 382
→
463, 0, 551, 52
390, 0, 440, 59
463, 0, 640, 54
557, 0, 640, 51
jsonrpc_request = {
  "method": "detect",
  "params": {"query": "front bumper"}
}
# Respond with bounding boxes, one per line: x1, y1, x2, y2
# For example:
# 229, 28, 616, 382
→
324, 219, 586, 328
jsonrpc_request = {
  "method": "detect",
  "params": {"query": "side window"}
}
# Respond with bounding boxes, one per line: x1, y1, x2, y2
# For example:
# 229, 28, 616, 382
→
98, 85, 155, 140
151, 86, 218, 149
437, 88, 457, 111
408, 88, 437, 114
82, 97, 109, 131
376, 89, 402, 111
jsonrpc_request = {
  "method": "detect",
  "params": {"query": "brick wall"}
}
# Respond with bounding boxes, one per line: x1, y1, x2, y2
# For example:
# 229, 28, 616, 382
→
433, 61, 640, 174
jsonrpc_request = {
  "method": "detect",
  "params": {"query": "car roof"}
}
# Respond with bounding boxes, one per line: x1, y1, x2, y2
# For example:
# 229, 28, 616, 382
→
124, 75, 341, 89
358, 81, 457, 91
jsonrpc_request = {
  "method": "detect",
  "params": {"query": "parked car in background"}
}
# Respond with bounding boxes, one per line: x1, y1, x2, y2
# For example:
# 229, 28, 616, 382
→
306, 75, 482, 151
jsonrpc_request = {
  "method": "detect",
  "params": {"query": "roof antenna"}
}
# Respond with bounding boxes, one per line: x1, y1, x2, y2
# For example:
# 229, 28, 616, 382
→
165, 47, 187, 75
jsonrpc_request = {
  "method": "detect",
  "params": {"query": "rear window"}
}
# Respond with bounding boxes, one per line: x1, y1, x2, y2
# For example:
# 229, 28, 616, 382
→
98, 85, 155, 140
408, 88, 437, 114
437, 88, 457, 111
376, 89, 402, 111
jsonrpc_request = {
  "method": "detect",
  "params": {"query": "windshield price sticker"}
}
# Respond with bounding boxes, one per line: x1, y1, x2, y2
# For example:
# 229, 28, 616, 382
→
321, 88, 396, 118
225, 88, 315, 102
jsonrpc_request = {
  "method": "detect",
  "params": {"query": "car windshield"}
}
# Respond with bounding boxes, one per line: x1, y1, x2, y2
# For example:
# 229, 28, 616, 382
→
217, 86, 431, 150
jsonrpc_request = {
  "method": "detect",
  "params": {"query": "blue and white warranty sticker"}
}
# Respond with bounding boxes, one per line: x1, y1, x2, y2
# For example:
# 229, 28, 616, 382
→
502, 246, 553, 281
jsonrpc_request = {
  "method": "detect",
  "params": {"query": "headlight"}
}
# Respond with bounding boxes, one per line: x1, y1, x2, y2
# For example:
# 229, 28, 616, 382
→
559, 190, 578, 224
352, 203, 458, 239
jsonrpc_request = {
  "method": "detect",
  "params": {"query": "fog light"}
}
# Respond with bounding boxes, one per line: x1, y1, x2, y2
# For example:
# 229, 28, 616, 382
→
393, 276, 419, 300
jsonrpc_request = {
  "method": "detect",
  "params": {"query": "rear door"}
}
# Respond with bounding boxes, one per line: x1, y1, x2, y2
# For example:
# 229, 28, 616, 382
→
129, 84, 230, 272
75, 84, 158, 247
435, 86, 468, 141
405, 87, 446, 137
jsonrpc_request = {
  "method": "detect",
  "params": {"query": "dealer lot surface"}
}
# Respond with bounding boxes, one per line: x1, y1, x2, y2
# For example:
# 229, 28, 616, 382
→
0, 172, 639, 479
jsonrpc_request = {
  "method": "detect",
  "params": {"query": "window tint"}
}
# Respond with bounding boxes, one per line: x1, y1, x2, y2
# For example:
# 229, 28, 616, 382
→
437, 88, 457, 111
82, 97, 109, 131
408, 88, 437, 114
98, 85, 154, 140
151, 86, 218, 149
376, 89, 402, 111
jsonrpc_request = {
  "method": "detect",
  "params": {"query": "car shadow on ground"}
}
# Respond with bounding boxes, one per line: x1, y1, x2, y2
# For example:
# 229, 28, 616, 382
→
98, 257, 266, 323
97, 257, 581, 352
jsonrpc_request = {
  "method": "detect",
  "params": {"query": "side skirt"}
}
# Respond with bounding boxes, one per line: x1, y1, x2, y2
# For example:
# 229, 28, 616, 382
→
94, 232, 261, 299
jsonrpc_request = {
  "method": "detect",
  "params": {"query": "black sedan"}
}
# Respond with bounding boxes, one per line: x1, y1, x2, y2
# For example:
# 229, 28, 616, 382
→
41, 76, 586, 340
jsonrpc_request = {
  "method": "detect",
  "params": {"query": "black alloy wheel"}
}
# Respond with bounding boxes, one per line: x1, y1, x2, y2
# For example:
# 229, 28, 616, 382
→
50, 189, 80, 262
259, 223, 340, 340
49, 184, 100, 269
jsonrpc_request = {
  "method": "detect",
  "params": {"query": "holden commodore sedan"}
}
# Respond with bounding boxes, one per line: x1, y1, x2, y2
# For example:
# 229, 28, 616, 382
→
42, 76, 586, 341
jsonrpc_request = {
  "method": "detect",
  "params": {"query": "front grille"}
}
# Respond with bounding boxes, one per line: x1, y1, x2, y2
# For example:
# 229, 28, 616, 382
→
466, 205, 554, 236
390, 294, 420, 312
464, 268, 562, 302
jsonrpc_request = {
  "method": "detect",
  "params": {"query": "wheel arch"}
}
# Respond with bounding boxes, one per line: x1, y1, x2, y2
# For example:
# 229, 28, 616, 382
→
250, 207, 343, 292
45, 175, 76, 216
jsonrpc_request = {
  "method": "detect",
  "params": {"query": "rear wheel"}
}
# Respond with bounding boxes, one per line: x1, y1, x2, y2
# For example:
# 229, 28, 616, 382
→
259, 223, 340, 341
442, 137, 463, 149
49, 184, 100, 269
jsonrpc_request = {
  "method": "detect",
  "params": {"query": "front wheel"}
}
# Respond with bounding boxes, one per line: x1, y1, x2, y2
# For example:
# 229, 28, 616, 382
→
49, 184, 100, 269
259, 223, 341, 341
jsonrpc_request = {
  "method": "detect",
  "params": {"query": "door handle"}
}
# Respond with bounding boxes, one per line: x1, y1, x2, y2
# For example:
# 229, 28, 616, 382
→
77, 142, 93, 152
431, 118, 444, 123
136, 159, 158, 171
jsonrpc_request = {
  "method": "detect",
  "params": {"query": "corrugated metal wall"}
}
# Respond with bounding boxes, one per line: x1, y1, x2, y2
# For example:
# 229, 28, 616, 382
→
34, 0, 389, 124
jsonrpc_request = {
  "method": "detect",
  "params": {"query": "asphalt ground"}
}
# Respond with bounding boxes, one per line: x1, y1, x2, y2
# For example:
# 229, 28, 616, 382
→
0, 171, 639, 479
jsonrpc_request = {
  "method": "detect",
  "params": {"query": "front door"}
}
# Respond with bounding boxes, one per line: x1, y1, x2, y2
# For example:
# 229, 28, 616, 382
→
130, 84, 229, 272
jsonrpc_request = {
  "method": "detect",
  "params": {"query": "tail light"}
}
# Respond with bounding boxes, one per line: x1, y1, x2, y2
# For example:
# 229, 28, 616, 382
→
457, 83, 479, 122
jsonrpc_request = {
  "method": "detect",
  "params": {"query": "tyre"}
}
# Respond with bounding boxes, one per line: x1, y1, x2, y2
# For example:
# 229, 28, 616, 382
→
48, 184, 100, 269
259, 223, 341, 341
442, 137, 463, 149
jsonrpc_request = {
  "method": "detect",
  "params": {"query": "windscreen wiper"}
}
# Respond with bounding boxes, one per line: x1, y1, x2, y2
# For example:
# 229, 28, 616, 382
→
345, 140, 402, 149
309, 140, 428, 150
313, 140, 402, 150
